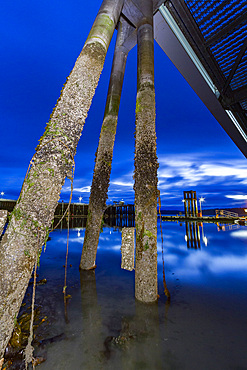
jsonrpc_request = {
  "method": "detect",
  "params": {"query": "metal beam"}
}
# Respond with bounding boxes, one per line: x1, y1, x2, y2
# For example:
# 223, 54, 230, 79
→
154, 8, 247, 157
121, 0, 145, 27
233, 86, 247, 104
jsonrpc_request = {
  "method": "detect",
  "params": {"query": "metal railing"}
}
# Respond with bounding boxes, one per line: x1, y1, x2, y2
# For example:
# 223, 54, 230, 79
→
215, 209, 238, 218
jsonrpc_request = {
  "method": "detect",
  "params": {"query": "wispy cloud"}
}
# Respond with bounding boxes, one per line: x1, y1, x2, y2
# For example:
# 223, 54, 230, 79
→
158, 154, 247, 185
61, 186, 91, 193
57, 153, 247, 207
111, 181, 133, 187
226, 195, 247, 200
157, 153, 247, 207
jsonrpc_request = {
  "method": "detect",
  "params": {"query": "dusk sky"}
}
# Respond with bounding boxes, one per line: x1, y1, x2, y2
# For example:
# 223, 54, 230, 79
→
1, 1, 247, 210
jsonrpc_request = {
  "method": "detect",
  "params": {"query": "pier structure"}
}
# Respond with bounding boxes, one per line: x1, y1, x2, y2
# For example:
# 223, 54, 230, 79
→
1, 0, 247, 358
215, 209, 238, 218
104, 204, 135, 227
183, 190, 198, 218
0, 199, 135, 228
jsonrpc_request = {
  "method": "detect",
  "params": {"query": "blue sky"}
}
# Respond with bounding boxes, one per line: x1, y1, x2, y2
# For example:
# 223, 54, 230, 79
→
1, 1, 247, 210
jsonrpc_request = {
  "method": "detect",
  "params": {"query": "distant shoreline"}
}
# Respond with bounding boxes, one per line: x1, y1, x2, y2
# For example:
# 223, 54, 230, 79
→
0, 199, 246, 217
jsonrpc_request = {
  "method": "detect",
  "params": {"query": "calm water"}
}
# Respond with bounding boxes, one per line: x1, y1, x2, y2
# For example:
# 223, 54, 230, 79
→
30, 220, 247, 369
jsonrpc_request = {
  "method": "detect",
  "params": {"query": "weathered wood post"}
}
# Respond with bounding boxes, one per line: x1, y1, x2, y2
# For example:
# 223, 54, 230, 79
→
0, 0, 124, 358
80, 18, 134, 270
134, 0, 159, 302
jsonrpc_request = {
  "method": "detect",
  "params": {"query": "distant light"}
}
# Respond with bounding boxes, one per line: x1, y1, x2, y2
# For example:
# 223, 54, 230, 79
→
0, 191, 4, 197
77, 229, 81, 237
79, 196, 82, 202
244, 209, 247, 213
199, 197, 205, 203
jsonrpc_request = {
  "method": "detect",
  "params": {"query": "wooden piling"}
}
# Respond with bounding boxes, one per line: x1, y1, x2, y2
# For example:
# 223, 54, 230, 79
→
134, 0, 159, 303
80, 18, 133, 270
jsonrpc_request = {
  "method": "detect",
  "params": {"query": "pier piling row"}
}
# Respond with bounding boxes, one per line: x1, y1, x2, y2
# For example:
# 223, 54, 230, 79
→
80, 17, 133, 270
0, 0, 162, 358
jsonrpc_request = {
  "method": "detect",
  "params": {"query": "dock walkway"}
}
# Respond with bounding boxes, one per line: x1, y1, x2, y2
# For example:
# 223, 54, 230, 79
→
161, 215, 246, 225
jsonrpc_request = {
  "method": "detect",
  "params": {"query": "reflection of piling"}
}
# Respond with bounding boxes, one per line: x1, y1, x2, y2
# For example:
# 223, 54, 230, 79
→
53, 216, 87, 229
133, 301, 162, 368
56, 202, 88, 217
134, 0, 158, 303
80, 271, 103, 367
185, 221, 201, 249
104, 204, 135, 227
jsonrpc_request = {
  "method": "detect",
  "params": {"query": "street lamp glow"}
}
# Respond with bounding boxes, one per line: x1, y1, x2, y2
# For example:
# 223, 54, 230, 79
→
79, 196, 82, 203
0, 191, 4, 197
199, 197, 205, 215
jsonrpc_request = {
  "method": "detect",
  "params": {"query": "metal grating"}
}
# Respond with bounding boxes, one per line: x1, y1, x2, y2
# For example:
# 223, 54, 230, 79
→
210, 23, 247, 79
182, 0, 247, 124
184, 1, 246, 40
241, 100, 247, 110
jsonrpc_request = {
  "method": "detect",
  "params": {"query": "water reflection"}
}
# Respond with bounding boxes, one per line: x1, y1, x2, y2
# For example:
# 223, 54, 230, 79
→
217, 222, 240, 232
159, 221, 247, 281
35, 221, 247, 369
53, 216, 87, 230
184, 221, 208, 249
79, 270, 164, 369
80, 270, 103, 367
185, 221, 201, 249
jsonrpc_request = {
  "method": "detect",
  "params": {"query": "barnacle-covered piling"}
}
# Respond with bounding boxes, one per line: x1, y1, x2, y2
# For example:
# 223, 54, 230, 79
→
0, 0, 124, 358
80, 18, 133, 270
134, 0, 159, 303
121, 227, 135, 271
